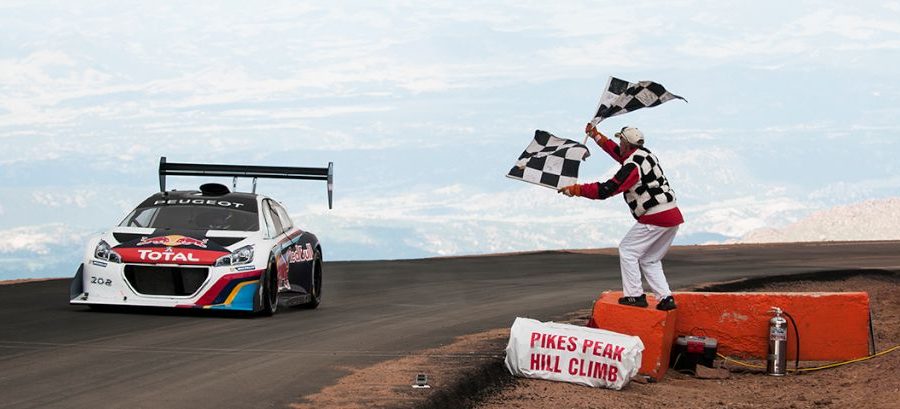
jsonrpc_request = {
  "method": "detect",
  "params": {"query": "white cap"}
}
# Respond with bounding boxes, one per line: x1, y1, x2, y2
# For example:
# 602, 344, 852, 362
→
615, 127, 644, 144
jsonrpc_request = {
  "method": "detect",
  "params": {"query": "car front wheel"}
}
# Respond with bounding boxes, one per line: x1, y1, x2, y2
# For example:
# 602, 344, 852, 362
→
258, 257, 279, 316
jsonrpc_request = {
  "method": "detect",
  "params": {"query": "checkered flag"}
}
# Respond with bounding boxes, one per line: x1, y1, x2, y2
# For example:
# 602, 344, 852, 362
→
506, 130, 590, 190
590, 77, 686, 125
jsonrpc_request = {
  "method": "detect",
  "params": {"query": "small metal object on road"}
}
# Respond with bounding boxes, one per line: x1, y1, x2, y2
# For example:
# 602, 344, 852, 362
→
412, 373, 430, 389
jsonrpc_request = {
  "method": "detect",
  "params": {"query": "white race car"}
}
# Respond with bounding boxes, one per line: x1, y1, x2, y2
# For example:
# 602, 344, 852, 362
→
69, 157, 333, 316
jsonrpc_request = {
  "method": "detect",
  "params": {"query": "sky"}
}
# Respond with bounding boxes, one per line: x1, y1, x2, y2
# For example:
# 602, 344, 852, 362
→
1, 1, 899, 279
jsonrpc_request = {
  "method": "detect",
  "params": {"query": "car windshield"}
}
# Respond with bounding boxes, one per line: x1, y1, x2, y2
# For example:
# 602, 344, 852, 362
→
119, 206, 259, 231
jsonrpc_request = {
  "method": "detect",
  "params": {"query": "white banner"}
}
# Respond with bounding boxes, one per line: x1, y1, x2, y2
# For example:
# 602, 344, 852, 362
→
504, 317, 644, 390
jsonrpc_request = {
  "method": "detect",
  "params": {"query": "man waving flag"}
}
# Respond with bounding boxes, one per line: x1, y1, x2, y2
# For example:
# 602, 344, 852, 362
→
506, 76, 685, 191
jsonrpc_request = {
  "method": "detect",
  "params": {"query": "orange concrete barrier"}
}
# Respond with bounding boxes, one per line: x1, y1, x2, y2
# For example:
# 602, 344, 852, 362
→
593, 291, 871, 363
672, 291, 870, 361
591, 292, 677, 380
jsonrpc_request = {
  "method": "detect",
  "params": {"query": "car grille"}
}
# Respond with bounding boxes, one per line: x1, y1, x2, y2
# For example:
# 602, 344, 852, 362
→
124, 265, 209, 296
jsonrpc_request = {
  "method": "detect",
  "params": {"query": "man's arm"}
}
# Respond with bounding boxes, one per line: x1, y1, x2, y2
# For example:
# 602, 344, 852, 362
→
586, 123, 627, 164
598, 138, 627, 164
560, 163, 639, 200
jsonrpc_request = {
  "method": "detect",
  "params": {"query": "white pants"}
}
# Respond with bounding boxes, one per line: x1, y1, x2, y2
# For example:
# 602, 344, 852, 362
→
619, 222, 678, 299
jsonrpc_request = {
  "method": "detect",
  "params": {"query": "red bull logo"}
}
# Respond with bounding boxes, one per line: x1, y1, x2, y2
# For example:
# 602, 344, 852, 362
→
137, 235, 208, 248
287, 243, 314, 263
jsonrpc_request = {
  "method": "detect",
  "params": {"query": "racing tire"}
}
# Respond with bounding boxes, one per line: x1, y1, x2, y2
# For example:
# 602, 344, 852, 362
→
258, 257, 279, 316
300, 251, 322, 309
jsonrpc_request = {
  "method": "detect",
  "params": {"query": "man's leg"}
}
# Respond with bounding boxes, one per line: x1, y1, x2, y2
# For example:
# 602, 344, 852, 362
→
619, 222, 656, 297
639, 225, 679, 300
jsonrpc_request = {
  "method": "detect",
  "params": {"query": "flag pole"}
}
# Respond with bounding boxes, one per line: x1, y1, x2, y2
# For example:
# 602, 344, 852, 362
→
583, 118, 598, 146
584, 76, 613, 147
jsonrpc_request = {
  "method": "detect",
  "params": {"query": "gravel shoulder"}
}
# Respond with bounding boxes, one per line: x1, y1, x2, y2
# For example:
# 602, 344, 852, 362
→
292, 271, 898, 409
476, 273, 899, 409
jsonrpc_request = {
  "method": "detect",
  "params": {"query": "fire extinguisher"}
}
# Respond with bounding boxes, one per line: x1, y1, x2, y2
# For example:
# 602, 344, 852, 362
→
767, 307, 788, 376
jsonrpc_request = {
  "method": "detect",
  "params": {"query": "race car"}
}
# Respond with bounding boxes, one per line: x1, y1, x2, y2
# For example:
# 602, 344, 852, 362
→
69, 157, 333, 316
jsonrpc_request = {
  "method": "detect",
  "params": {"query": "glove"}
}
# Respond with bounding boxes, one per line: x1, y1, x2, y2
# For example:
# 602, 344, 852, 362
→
557, 184, 581, 197
585, 123, 607, 145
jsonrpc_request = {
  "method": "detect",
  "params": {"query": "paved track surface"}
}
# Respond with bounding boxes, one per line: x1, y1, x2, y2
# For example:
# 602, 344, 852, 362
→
1, 241, 898, 409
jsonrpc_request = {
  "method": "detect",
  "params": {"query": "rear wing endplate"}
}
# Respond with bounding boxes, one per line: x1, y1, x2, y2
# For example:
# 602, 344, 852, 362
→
159, 157, 334, 209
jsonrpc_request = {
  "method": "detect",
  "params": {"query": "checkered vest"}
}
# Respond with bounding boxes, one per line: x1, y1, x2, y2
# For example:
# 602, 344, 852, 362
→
622, 147, 676, 218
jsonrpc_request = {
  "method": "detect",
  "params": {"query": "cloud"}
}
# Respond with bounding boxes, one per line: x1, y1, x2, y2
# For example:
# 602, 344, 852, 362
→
306, 184, 620, 225
0, 50, 76, 81
676, 7, 900, 61
290, 183, 629, 258
0, 223, 92, 255
32, 190, 96, 208
2, 1, 899, 277
0, 50, 128, 122
0, 223, 95, 279
792, 10, 900, 40
221, 106, 395, 120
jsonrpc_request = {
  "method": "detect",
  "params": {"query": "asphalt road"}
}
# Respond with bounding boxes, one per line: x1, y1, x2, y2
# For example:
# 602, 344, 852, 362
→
1, 241, 898, 409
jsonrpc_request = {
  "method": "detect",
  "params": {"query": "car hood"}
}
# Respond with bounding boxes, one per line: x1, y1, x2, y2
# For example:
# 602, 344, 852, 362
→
107, 228, 255, 266
108, 227, 254, 249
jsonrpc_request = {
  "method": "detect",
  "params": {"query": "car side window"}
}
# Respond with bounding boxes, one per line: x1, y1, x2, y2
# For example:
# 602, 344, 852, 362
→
265, 200, 284, 235
272, 202, 293, 232
260, 202, 276, 238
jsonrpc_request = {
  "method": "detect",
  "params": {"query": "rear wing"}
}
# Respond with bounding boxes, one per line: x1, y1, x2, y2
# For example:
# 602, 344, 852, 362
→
159, 156, 334, 209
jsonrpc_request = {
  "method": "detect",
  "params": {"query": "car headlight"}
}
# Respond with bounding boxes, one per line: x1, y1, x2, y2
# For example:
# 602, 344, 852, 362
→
214, 245, 254, 267
94, 240, 122, 263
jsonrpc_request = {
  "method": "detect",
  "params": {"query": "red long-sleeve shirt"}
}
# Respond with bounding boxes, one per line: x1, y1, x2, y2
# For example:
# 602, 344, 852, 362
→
577, 138, 684, 227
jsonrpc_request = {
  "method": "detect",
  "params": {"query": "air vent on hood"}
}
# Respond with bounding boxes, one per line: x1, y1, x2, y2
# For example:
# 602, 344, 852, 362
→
208, 237, 246, 247
113, 233, 145, 244
113, 233, 244, 247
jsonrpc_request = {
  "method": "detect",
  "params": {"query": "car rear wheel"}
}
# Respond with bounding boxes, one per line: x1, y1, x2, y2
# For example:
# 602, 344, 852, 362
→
301, 251, 322, 309
258, 257, 279, 316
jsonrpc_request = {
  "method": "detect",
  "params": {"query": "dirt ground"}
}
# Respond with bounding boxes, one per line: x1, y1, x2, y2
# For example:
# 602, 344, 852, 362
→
0, 278, 57, 285
476, 274, 900, 409
289, 328, 510, 409
292, 273, 898, 409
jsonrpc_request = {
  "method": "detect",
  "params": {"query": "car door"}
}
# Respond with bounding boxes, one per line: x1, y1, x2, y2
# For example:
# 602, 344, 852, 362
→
262, 199, 290, 289
271, 201, 314, 294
